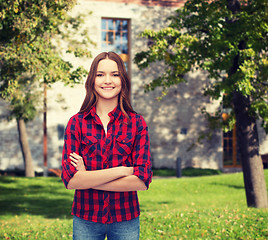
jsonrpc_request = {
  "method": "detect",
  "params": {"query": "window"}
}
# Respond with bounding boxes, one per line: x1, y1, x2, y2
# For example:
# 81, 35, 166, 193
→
222, 94, 241, 168
101, 18, 130, 72
223, 125, 241, 167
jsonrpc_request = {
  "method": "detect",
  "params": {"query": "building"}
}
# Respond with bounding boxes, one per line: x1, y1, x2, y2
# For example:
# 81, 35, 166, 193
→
0, 0, 267, 174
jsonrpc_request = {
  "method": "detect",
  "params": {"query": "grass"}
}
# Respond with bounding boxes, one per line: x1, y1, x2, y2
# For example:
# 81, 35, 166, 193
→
0, 170, 267, 239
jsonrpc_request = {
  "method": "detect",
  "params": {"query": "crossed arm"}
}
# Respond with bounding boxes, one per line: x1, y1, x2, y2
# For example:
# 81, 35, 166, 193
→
67, 152, 147, 191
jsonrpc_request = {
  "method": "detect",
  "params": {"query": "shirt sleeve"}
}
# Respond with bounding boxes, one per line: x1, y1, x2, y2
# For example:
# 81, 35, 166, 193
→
61, 115, 80, 188
132, 115, 153, 189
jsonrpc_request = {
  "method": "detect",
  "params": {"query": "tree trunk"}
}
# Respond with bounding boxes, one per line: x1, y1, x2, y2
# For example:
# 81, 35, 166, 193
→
232, 92, 268, 208
227, 0, 268, 208
17, 119, 35, 177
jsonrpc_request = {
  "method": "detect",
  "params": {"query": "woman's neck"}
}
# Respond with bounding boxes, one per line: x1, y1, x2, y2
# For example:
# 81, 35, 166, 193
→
96, 98, 118, 117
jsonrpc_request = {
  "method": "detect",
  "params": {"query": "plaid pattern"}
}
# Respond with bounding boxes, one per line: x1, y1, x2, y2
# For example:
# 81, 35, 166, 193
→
61, 105, 152, 224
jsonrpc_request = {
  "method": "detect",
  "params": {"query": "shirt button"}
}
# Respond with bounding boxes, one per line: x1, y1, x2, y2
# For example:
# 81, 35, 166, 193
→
122, 140, 125, 143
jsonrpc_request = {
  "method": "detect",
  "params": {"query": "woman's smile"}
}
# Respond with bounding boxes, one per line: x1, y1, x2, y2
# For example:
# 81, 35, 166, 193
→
101, 87, 115, 90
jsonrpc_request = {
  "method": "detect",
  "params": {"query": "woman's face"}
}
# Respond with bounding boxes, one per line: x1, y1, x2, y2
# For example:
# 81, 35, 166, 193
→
94, 59, 122, 102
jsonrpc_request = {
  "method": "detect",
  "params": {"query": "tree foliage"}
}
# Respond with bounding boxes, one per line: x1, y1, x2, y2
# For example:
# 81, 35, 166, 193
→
135, 0, 268, 133
0, 0, 93, 121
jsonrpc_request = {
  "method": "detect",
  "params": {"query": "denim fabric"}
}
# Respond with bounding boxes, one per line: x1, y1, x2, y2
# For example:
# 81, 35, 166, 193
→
73, 215, 140, 240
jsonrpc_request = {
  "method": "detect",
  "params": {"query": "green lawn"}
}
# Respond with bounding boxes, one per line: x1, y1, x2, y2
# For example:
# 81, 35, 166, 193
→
0, 170, 267, 239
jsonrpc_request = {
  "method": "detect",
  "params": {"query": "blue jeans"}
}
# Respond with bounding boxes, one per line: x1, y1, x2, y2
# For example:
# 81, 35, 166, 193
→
73, 215, 140, 240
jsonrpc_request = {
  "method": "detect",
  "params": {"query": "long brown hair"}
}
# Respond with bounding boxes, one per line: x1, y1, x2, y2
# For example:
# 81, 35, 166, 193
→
79, 52, 135, 119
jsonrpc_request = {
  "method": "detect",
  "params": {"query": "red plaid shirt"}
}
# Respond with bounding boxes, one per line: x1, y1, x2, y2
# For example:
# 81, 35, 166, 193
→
61, 105, 152, 224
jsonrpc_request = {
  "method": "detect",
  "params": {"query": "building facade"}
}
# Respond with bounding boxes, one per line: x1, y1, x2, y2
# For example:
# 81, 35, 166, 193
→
0, 0, 267, 173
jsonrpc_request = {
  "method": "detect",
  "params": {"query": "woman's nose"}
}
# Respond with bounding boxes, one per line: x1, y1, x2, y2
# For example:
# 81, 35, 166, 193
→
104, 75, 112, 84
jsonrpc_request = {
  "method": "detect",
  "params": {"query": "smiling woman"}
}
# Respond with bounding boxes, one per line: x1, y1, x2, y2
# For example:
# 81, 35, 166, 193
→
61, 52, 152, 240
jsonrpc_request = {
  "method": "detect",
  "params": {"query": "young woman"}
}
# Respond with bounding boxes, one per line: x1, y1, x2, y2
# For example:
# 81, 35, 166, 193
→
61, 52, 152, 240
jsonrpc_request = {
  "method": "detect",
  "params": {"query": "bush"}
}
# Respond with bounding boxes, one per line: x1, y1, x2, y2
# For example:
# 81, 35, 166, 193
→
153, 167, 222, 177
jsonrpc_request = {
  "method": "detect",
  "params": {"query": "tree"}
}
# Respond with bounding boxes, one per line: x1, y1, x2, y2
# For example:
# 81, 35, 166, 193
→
0, 0, 93, 176
135, 0, 268, 208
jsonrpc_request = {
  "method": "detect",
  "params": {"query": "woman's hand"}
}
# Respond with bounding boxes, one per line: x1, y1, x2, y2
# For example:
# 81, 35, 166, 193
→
69, 152, 86, 171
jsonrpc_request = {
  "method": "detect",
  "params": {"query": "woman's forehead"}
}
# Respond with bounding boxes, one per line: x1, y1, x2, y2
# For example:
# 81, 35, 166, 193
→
97, 59, 118, 72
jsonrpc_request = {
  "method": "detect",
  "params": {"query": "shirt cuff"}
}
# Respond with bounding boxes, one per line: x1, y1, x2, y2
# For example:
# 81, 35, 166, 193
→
133, 165, 152, 189
61, 162, 78, 189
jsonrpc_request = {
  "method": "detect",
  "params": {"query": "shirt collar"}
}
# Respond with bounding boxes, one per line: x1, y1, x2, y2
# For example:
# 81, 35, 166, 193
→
108, 104, 121, 120
84, 104, 126, 123
83, 105, 97, 119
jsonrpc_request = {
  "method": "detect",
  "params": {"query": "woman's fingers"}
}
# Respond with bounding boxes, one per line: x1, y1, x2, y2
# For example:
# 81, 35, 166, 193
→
71, 152, 82, 159
69, 152, 86, 171
69, 155, 78, 162
70, 153, 78, 159
70, 153, 83, 161
69, 154, 79, 168
70, 161, 77, 167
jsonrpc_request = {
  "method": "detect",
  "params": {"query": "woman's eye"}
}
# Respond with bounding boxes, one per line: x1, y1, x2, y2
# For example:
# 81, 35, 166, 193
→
113, 74, 120, 77
96, 74, 103, 77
